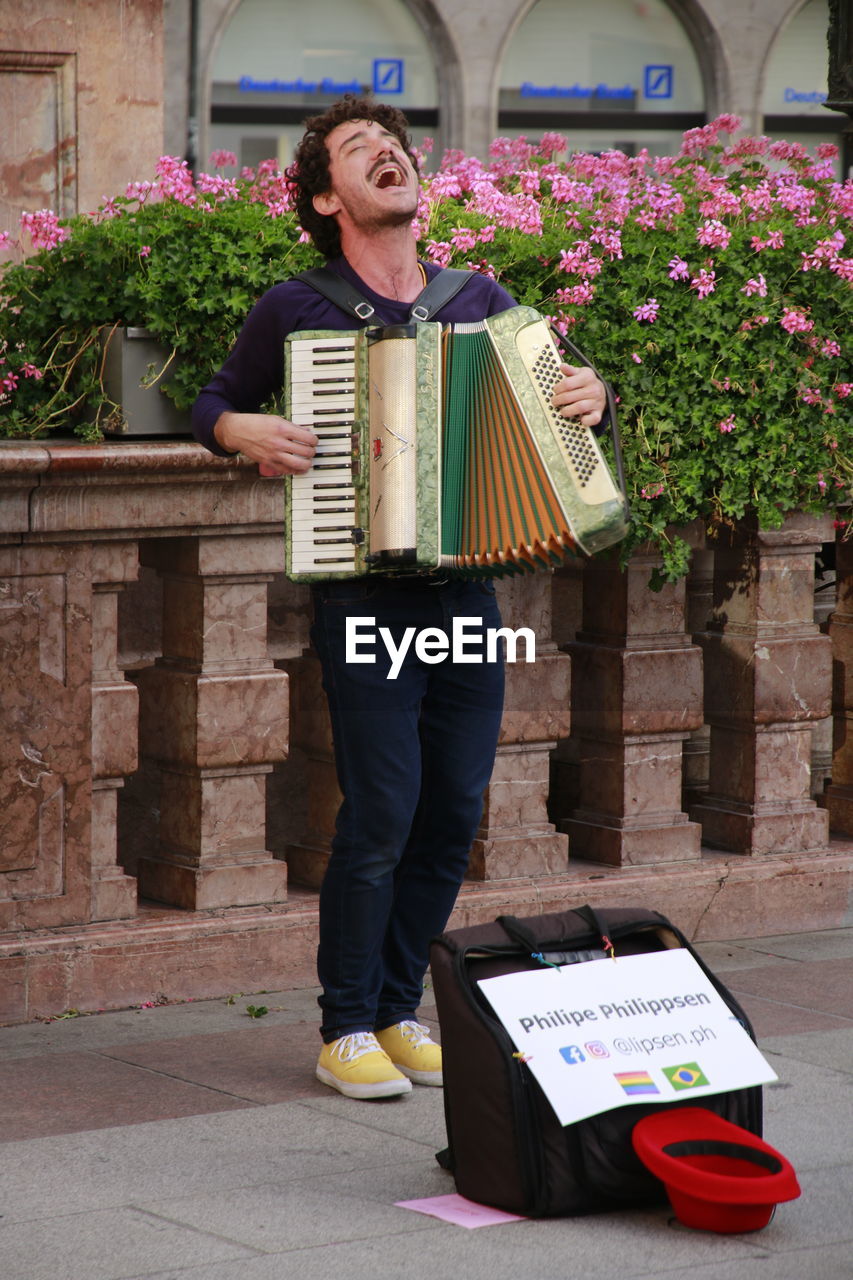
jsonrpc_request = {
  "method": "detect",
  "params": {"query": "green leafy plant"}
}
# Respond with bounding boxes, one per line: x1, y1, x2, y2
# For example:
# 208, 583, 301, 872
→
0, 157, 320, 439
1, 122, 850, 578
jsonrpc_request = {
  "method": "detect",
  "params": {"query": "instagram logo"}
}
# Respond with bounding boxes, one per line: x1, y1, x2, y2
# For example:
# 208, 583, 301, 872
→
585, 1040, 610, 1059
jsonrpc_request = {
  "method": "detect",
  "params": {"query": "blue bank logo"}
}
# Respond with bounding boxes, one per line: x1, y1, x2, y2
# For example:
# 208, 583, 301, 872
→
373, 58, 404, 95
644, 65, 674, 99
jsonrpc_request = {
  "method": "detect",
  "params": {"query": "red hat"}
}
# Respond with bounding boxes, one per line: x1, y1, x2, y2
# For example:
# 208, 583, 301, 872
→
632, 1107, 801, 1233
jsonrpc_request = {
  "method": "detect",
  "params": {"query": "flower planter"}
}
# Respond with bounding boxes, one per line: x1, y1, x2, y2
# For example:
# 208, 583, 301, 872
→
100, 326, 190, 437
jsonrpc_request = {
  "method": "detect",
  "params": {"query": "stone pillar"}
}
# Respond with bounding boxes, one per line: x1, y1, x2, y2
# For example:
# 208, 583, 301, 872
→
811, 541, 836, 798
279, 645, 338, 891
89, 541, 140, 921
825, 532, 853, 832
682, 546, 715, 811
692, 514, 832, 854
548, 560, 585, 823
135, 533, 289, 909
1, 540, 94, 930
564, 549, 704, 865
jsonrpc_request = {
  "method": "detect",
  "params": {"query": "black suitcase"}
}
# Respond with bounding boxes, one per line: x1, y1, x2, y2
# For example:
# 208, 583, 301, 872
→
430, 903, 763, 1217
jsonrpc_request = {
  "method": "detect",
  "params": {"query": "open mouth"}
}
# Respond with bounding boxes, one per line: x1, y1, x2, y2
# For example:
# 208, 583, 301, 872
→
374, 164, 405, 190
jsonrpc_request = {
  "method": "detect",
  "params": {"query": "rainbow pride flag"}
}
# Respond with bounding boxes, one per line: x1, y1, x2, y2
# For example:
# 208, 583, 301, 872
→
614, 1070, 660, 1097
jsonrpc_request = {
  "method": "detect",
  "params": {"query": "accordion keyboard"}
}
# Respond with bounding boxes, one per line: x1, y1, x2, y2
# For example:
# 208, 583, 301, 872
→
288, 335, 359, 575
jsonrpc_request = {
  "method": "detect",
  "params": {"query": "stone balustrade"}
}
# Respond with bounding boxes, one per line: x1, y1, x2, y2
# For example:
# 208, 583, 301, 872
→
2, 439, 852, 1021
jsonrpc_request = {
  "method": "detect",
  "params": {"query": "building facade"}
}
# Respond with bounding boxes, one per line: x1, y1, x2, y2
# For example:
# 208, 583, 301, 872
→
166, 0, 846, 176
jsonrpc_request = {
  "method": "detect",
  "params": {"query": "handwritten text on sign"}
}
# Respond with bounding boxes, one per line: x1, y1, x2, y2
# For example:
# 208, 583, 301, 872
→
478, 948, 776, 1127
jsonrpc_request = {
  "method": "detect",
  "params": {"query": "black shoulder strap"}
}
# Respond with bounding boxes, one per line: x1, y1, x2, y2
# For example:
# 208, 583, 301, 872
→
408, 267, 473, 320
293, 264, 473, 323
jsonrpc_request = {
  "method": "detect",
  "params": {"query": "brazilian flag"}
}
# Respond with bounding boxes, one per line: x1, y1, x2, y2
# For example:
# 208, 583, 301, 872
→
663, 1062, 710, 1091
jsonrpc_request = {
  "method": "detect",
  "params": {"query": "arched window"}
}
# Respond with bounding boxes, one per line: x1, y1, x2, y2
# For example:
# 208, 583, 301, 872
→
762, 0, 846, 170
209, 0, 439, 171
498, 0, 706, 155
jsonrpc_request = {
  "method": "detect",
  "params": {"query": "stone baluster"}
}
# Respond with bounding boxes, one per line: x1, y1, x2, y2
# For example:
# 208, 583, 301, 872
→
825, 531, 853, 833
811, 540, 836, 798
564, 549, 704, 865
691, 514, 833, 854
468, 572, 570, 879
90, 541, 140, 921
134, 533, 289, 909
682, 545, 715, 811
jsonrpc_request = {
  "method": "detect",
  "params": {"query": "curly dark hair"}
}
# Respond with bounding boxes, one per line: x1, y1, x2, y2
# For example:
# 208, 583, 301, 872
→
286, 95, 418, 259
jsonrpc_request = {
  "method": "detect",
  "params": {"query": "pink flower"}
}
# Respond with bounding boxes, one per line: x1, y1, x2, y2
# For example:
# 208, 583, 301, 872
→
768, 139, 808, 164
822, 339, 841, 357
696, 219, 731, 250
589, 225, 622, 259
557, 282, 596, 306
714, 113, 742, 135
138, 245, 151, 259
155, 155, 196, 205
208, 149, 238, 169
424, 239, 453, 267
631, 353, 643, 364
718, 414, 736, 433
641, 482, 664, 499
126, 179, 154, 203
22, 363, 43, 379
829, 258, 853, 282
539, 131, 568, 156
668, 256, 689, 280
741, 274, 767, 297
780, 307, 814, 334
20, 209, 70, 251
690, 268, 716, 298
834, 383, 852, 399
450, 226, 477, 252
633, 298, 660, 323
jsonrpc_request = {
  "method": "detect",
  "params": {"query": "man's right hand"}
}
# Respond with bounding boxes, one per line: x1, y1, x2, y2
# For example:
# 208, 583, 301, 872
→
213, 412, 318, 476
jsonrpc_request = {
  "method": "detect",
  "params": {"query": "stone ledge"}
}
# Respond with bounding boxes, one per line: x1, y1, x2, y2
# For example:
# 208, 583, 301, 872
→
2, 844, 852, 1025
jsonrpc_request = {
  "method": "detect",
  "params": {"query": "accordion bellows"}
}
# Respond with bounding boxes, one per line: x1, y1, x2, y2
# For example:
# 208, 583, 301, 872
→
284, 305, 628, 581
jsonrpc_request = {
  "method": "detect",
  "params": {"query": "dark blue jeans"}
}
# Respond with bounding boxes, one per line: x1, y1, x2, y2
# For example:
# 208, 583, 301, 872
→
310, 577, 505, 1043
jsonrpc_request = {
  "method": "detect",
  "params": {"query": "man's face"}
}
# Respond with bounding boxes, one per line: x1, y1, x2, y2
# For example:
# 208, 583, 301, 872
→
313, 118, 419, 232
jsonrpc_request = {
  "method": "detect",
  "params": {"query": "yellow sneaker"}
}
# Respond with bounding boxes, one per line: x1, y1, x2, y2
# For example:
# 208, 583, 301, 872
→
316, 1032, 412, 1099
375, 1020, 443, 1086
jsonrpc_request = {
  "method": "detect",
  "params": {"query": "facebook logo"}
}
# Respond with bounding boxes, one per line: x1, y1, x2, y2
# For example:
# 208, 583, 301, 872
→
559, 1045, 586, 1065
373, 58, 404, 95
644, 65, 674, 99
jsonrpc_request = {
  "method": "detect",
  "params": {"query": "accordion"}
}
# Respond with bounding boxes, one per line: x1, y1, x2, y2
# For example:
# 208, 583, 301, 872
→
284, 305, 628, 581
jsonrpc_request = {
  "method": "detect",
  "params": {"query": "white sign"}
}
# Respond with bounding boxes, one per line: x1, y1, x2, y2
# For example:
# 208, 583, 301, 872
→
478, 948, 777, 1127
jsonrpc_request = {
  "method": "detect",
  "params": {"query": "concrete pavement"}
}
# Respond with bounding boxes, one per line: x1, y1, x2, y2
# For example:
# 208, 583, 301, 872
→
1, 926, 851, 1280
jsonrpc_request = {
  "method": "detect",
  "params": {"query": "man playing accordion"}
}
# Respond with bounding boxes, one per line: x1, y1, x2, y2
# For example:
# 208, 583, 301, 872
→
193, 96, 606, 1099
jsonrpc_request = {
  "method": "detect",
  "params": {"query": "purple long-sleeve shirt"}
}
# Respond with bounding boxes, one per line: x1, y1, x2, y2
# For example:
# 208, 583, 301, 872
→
191, 256, 517, 455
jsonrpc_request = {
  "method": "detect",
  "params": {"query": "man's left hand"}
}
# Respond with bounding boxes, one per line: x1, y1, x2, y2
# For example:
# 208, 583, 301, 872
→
551, 363, 606, 428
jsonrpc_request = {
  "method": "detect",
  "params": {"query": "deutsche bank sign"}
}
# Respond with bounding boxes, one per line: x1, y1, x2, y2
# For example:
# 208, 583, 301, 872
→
644, 65, 674, 99
373, 58, 404, 94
